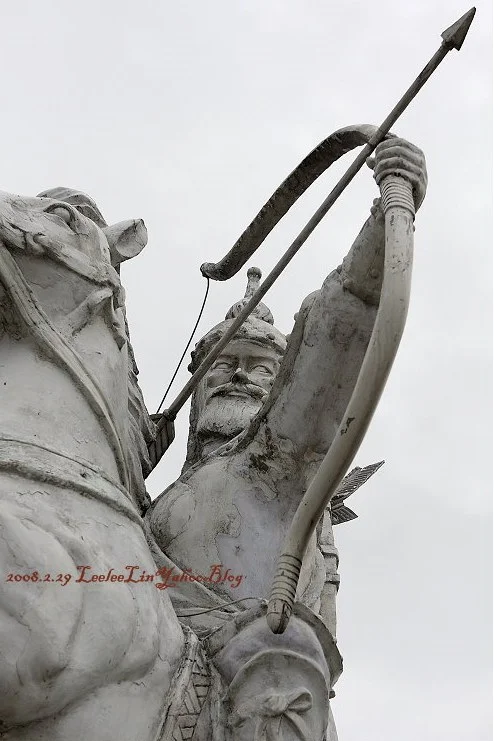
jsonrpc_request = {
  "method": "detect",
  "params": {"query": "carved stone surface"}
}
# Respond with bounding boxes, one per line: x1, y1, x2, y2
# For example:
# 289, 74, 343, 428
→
0, 191, 185, 740
0, 135, 427, 740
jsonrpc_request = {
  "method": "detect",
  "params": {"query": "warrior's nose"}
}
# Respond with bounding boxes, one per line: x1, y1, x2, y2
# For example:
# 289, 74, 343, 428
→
231, 367, 249, 384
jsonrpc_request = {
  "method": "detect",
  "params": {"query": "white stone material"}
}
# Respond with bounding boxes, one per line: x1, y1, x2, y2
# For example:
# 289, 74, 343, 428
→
0, 134, 427, 740
0, 191, 185, 740
147, 139, 427, 738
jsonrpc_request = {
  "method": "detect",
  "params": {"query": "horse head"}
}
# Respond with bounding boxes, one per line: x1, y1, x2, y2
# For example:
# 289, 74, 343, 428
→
0, 187, 147, 269
0, 188, 155, 513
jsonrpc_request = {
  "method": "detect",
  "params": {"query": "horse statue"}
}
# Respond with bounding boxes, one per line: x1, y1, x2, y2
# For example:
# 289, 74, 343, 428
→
0, 188, 192, 739
0, 189, 338, 740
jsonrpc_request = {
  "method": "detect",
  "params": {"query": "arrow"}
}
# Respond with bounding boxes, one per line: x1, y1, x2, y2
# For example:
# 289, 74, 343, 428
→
441, 7, 476, 49
265, 8, 476, 634
148, 7, 475, 473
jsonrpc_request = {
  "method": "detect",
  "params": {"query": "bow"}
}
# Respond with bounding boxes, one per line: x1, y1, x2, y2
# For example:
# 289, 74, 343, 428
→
148, 9, 475, 474
266, 7, 476, 633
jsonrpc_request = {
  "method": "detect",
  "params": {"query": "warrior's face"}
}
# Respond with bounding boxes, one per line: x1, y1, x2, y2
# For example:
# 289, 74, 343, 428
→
196, 339, 280, 441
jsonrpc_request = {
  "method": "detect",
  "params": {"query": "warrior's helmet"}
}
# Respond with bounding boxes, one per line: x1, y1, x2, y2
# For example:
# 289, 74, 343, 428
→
189, 267, 286, 372
184, 267, 287, 469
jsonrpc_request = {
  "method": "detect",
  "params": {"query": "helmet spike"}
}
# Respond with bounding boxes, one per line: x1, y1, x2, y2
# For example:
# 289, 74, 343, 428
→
225, 267, 274, 325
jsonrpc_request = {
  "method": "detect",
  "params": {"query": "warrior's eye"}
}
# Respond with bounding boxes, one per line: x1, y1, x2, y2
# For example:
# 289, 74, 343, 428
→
252, 365, 273, 375
213, 361, 233, 371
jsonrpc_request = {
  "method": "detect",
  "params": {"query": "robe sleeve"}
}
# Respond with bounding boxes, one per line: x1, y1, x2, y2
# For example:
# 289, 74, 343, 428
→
243, 205, 386, 460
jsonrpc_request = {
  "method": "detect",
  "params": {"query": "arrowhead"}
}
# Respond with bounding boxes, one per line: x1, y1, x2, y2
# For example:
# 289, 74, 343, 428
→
441, 7, 476, 50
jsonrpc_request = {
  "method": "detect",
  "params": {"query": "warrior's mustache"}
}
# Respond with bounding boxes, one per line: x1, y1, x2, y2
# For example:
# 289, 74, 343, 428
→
210, 383, 267, 401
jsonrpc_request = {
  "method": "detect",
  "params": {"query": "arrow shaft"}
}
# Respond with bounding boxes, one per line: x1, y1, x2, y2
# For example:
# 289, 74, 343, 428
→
166, 43, 450, 422
265, 9, 477, 632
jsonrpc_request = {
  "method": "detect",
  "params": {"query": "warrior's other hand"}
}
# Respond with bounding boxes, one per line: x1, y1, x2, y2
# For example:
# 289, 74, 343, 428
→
366, 137, 427, 210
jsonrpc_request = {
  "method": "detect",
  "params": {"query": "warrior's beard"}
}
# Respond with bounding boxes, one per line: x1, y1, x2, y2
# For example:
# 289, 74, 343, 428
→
196, 392, 264, 441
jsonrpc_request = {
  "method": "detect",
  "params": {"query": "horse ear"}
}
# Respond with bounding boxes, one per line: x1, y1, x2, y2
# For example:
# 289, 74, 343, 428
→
103, 219, 148, 267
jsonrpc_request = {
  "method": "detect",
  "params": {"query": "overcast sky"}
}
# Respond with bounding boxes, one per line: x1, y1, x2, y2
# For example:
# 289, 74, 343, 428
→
1, 1, 491, 739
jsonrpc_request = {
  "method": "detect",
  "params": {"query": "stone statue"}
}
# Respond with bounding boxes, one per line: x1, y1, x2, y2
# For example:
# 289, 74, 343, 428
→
145, 136, 427, 737
0, 135, 427, 740
0, 189, 190, 740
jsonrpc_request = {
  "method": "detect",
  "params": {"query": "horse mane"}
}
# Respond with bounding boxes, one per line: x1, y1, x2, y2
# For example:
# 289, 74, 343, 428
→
125, 316, 156, 513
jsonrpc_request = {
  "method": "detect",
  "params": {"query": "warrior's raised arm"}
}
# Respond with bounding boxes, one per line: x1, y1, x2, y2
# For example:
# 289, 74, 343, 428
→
238, 137, 427, 465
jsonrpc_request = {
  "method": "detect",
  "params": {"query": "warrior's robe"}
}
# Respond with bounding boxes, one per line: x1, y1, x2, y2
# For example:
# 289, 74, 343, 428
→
145, 207, 384, 638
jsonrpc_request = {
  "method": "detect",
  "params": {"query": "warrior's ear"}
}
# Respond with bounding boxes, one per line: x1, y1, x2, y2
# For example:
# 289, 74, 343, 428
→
103, 219, 148, 267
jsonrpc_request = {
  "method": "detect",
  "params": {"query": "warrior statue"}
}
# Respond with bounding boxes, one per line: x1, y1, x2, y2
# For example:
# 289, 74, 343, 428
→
0, 133, 426, 741
0, 7, 477, 733
144, 135, 428, 738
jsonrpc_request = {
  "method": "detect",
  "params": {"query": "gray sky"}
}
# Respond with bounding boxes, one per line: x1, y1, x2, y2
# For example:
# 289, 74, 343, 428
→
2, 1, 491, 739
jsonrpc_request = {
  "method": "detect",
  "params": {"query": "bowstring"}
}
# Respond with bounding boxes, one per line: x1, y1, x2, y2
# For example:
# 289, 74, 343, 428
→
175, 596, 265, 617
155, 277, 210, 415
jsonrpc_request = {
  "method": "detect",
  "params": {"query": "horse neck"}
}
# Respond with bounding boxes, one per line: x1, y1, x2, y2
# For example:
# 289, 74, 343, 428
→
0, 248, 132, 492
